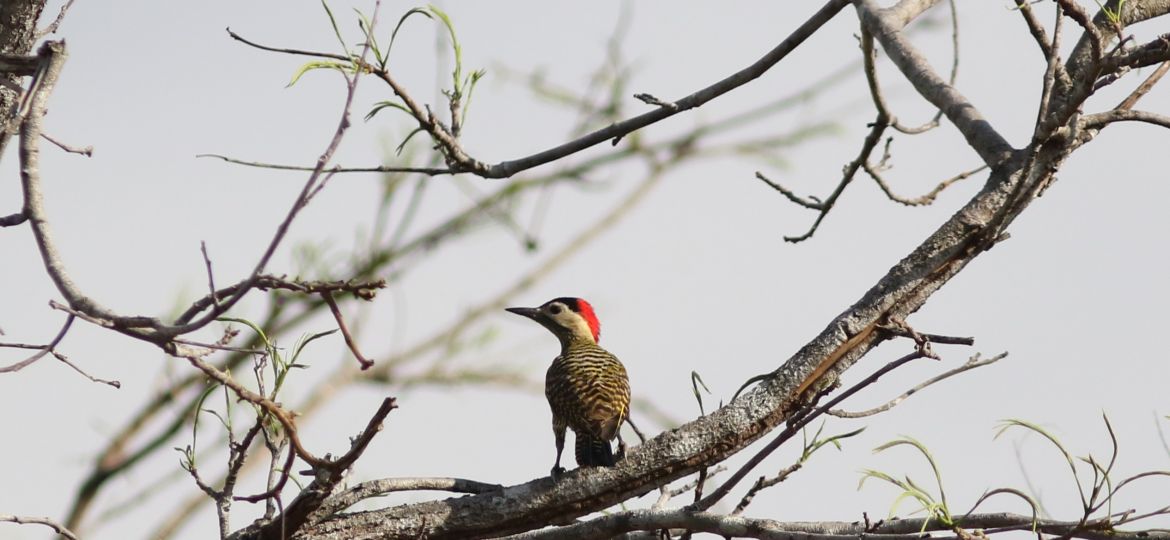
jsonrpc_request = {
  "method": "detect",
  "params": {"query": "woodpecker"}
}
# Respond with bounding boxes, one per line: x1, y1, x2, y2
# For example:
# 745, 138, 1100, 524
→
506, 297, 630, 479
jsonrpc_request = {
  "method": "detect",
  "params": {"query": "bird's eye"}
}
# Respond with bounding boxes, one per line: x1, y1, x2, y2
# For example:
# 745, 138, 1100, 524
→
548, 304, 563, 315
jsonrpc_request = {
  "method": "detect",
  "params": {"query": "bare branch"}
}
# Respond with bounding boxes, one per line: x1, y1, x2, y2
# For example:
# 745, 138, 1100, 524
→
174, 275, 386, 326
197, 153, 454, 175
0, 211, 26, 226
1017, 1, 1054, 59
0, 313, 73, 373
829, 352, 1005, 418
51, 350, 121, 388
35, 0, 78, 38
318, 477, 504, 517
0, 514, 80, 540
856, 0, 1015, 166
754, 171, 821, 209
498, 509, 1170, 540
322, 291, 375, 370
866, 162, 987, 207
1116, 60, 1170, 110
1081, 108, 1170, 130
693, 348, 931, 511
19, 42, 159, 331
41, 131, 92, 156
241, 397, 397, 540
780, 115, 888, 243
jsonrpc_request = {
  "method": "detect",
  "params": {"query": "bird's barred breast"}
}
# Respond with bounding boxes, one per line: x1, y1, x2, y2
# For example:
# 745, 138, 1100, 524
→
545, 345, 630, 437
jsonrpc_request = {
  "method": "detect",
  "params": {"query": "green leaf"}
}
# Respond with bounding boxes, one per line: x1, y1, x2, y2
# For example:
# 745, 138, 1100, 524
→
427, 5, 463, 93
873, 436, 948, 512
321, 0, 350, 56
290, 329, 338, 365
690, 371, 712, 415
354, 8, 383, 67
365, 100, 414, 122
459, 68, 488, 129
287, 60, 352, 87
386, 7, 432, 63
396, 127, 426, 155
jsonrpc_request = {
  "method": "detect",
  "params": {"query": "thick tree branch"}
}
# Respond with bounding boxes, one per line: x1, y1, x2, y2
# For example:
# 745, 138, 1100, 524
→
855, 0, 1015, 166
497, 509, 1170, 540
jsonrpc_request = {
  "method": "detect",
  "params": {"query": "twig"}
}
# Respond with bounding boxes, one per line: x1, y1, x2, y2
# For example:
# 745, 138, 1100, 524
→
35, 0, 78, 38
174, 275, 386, 326
322, 291, 375, 370
754, 171, 821, 209
246, 397, 397, 540
1116, 60, 1170, 110
318, 477, 504, 516
0, 314, 74, 373
0, 514, 80, 540
201, 241, 219, 310
171, 344, 328, 468
633, 93, 679, 111
876, 323, 975, 345
732, 461, 803, 515
692, 348, 930, 511
232, 443, 296, 503
828, 352, 1006, 418
1017, 1, 1054, 59
856, 0, 1014, 167
781, 116, 888, 243
1055, 0, 1104, 64
19, 42, 159, 331
1081, 108, 1170, 130
41, 132, 93, 156
866, 162, 987, 207
197, 153, 453, 175
1035, 3, 1066, 140
0, 211, 27, 227
52, 350, 121, 388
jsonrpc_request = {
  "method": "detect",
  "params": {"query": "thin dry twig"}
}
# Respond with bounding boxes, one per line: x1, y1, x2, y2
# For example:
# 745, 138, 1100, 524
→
0, 314, 74, 373
692, 348, 932, 511
1116, 60, 1170, 110
829, 352, 1006, 418
51, 350, 121, 388
41, 132, 92, 156
322, 291, 375, 370
1017, 1, 1055, 59
0, 211, 27, 227
35, 0, 78, 38
197, 154, 453, 175
1081, 108, 1170, 130
0, 514, 80, 540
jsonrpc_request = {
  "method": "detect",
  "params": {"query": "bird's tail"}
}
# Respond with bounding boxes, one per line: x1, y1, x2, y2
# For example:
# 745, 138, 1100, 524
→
574, 433, 615, 467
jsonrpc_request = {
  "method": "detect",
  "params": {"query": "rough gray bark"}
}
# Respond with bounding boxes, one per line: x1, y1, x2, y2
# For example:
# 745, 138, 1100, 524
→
0, 0, 47, 158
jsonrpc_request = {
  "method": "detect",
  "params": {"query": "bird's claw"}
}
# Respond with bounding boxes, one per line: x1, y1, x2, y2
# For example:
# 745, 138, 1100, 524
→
550, 466, 567, 482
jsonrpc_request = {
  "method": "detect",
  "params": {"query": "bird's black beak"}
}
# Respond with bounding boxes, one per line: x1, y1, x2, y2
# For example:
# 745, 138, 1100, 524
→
505, 306, 542, 320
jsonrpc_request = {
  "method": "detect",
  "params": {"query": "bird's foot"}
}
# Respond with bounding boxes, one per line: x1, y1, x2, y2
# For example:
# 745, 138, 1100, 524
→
550, 466, 567, 482
616, 440, 628, 462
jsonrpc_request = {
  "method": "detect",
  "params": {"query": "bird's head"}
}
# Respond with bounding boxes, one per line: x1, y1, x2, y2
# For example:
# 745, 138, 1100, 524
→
506, 297, 601, 345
